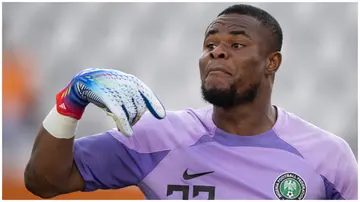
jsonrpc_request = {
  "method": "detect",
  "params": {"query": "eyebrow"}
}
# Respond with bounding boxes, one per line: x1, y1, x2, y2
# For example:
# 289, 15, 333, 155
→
205, 30, 252, 40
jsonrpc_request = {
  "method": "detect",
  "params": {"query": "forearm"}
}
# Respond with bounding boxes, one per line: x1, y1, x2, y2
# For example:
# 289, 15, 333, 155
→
25, 106, 84, 198
24, 127, 77, 197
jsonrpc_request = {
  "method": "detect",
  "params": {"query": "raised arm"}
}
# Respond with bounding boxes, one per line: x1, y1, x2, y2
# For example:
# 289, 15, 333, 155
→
24, 68, 165, 198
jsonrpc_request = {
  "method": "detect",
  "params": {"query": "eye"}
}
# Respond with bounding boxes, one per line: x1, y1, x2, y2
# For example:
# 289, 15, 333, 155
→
231, 43, 244, 49
206, 43, 217, 50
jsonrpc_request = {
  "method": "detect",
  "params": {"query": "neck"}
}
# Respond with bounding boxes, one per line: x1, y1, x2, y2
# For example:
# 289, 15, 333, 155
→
212, 85, 277, 136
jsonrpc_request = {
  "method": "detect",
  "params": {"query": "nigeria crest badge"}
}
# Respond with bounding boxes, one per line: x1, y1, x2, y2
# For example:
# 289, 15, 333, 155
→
274, 172, 306, 200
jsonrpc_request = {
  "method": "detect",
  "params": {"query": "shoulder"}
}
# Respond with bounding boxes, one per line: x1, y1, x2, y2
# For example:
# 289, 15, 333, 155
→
274, 107, 352, 158
274, 106, 357, 199
107, 106, 215, 153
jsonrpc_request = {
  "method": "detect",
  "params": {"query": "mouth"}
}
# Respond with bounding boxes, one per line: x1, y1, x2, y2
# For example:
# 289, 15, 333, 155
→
206, 67, 232, 77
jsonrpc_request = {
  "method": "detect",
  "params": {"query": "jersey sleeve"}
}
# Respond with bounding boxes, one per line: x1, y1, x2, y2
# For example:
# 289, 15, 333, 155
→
73, 109, 207, 192
326, 140, 358, 200
73, 113, 171, 192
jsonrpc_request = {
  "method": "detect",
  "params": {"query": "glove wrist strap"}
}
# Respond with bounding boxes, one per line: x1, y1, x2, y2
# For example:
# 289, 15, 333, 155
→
43, 106, 78, 139
56, 85, 87, 120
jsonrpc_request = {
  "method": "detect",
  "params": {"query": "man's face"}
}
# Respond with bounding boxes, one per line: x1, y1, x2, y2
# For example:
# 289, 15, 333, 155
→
199, 14, 270, 108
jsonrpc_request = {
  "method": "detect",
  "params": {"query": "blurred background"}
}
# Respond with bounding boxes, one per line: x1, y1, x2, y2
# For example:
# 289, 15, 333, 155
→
2, 2, 358, 199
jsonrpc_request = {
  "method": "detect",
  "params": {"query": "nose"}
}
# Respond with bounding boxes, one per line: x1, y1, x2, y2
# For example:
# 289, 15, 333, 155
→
210, 46, 229, 60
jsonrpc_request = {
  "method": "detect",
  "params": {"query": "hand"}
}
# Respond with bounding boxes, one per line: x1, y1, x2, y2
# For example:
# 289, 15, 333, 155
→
55, 68, 166, 136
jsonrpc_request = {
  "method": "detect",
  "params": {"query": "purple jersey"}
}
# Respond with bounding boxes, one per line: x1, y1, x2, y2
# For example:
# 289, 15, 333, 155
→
74, 106, 358, 200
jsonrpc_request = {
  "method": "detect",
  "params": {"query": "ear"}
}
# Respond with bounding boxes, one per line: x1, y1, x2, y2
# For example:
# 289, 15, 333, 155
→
266, 52, 282, 75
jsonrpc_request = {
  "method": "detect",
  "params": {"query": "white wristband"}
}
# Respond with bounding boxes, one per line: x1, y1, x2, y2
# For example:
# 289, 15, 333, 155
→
42, 105, 79, 139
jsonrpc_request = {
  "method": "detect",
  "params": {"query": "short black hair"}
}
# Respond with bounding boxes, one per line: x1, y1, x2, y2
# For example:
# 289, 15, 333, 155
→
218, 4, 283, 52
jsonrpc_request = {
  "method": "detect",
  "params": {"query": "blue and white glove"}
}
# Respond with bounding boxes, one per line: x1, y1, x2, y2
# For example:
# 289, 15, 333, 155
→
54, 68, 166, 136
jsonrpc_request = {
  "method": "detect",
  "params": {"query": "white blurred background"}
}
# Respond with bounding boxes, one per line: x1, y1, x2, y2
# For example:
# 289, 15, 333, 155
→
2, 2, 357, 199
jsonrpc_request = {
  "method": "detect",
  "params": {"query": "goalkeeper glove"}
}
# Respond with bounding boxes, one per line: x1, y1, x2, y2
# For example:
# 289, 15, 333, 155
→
53, 68, 166, 136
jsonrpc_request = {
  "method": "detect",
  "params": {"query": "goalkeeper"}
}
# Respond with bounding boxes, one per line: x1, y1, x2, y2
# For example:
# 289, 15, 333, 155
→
24, 4, 357, 200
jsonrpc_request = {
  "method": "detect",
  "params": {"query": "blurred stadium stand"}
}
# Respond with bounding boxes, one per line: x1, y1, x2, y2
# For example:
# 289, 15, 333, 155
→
2, 2, 357, 199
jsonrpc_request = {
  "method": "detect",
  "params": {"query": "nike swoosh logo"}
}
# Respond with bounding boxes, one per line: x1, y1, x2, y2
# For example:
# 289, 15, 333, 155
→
183, 169, 214, 180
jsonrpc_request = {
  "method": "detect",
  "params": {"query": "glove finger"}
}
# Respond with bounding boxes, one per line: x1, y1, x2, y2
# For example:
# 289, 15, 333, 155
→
107, 104, 134, 136
109, 75, 144, 125
119, 95, 138, 126
85, 81, 134, 136
135, 80, 166, 119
